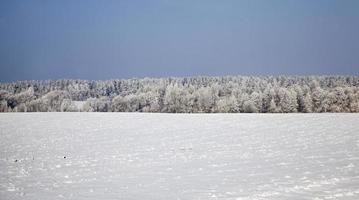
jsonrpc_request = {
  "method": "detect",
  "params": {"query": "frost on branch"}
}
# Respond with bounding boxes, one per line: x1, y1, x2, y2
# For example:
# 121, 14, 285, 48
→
1, 76, 359, 113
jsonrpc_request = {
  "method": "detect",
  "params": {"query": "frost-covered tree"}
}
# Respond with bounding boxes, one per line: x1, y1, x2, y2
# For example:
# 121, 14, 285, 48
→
195, 87, 218, 113
163, 84, 189, 113
41, 90, 70, 112
61, 99, 79, 112
348, 88, 359, 112
276, 88, 298, 113
0, 100, 8, 112
83, 97, 110, 112
312, 87, 326, 112
243, 100, 258, 113
216, 95, 239, 113
111, 95, 127, 112
138, 92, 161, 112
16, 103, 27, 112
249, 92, 262, 112
7, 87, 34, 110
111, 94, 140, 112
293, 85, 305, 112
268, 98, 278, 113
27, 99, 47, 112
1, 76, 358, 113
302, 93, 313, 113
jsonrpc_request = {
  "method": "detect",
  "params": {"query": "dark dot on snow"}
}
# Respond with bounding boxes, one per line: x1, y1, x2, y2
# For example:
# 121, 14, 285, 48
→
14, 159, 18, 162
64, 156, 66, 159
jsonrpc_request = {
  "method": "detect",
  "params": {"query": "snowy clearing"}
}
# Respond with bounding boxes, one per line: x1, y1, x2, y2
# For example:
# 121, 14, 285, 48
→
1, 113, 359, 200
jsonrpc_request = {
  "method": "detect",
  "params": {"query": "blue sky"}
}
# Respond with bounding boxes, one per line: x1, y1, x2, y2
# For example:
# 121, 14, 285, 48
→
0, 0, 358, 82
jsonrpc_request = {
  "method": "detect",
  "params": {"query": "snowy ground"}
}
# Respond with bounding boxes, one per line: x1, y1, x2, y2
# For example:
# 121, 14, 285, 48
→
1, 113, 359, 200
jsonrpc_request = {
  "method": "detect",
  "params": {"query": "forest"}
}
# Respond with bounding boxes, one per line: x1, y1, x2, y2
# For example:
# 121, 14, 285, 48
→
1, 76, 359, 113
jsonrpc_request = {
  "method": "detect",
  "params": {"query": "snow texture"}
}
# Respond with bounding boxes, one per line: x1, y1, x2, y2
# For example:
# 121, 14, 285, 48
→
1, 113, 359, 200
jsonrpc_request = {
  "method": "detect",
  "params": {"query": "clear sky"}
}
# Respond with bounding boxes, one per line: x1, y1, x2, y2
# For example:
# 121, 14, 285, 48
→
0, 0, 358, 82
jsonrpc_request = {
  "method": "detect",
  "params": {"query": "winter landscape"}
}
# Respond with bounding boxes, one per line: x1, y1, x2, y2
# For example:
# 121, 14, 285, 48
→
1, 113, 359, 199
1, 0, 359, 200
1, 76, 359, 200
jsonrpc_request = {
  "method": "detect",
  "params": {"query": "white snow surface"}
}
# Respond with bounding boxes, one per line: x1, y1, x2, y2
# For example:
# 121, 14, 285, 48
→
1, 113, 359, 200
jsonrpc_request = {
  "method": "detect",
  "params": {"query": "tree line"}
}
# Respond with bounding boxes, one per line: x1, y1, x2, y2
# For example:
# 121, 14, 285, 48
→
1, 76, 359, 113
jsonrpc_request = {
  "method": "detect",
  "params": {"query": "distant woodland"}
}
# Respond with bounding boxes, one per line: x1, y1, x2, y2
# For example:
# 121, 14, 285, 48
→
1, 76, 359, 113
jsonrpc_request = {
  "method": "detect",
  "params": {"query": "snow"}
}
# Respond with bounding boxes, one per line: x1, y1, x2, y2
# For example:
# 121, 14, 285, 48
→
1, 113, 359, 200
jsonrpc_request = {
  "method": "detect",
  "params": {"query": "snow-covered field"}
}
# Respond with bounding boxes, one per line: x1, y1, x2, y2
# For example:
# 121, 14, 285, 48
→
1, 113, 359, 200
